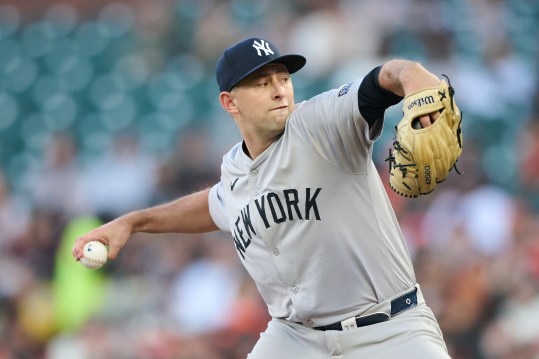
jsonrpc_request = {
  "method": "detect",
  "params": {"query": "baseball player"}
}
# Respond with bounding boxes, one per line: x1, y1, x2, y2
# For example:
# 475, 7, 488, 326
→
73, 37, 452, 358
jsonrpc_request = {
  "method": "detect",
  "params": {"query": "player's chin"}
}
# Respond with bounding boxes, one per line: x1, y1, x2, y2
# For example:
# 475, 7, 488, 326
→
272, 118, 288, 133
271, 110, 291, 124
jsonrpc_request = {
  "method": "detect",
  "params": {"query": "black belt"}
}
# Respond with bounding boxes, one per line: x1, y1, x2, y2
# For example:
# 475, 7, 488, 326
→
313, 287, 418, 331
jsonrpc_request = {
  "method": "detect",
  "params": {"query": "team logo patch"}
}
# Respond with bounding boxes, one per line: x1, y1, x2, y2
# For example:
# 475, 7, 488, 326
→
252, 39, 274, 57
338, 83, 352, 97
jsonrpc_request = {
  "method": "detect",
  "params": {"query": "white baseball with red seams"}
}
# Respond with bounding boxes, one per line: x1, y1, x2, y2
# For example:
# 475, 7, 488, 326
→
80, 241, 108, 269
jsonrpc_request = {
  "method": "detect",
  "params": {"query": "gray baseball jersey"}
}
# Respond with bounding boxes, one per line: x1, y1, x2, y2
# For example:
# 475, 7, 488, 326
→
208, 78, 416, 328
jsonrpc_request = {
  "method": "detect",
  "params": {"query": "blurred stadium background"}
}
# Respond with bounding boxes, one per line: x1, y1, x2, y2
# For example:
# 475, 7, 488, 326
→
0, 0, 538, 358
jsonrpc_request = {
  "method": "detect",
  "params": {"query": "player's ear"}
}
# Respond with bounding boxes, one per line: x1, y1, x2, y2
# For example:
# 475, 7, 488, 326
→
219, 92, 239, 114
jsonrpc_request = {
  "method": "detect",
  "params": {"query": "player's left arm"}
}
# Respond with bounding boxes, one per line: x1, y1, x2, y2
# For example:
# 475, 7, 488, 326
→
378, 60, 441, 127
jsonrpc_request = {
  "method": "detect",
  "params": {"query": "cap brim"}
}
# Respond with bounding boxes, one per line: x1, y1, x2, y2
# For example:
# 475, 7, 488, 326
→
229, 54, 306, 91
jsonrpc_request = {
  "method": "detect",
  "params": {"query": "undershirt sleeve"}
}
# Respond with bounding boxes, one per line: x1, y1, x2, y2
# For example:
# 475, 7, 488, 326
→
358, 66, 403, 128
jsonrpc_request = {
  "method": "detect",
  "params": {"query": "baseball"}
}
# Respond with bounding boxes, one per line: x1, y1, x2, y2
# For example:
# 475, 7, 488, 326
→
80, 241, 108, 269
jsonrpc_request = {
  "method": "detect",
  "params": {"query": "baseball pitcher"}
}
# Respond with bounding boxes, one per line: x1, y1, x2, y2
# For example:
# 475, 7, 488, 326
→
73, 37, 461, 358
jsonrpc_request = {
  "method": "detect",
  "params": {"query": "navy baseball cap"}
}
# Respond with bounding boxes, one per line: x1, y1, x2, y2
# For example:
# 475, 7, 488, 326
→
215, 37, 306, 92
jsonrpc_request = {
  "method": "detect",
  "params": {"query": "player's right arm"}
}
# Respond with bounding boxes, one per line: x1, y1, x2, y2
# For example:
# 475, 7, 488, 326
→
72, 188, 219, 261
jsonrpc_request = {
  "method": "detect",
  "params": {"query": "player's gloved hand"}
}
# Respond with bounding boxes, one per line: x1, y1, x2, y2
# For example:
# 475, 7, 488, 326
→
385, 76, 463, 197
417, 110, 440, 127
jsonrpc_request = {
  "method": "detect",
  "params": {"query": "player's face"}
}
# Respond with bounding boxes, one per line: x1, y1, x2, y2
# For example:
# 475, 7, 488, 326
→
230, 64, 295, 139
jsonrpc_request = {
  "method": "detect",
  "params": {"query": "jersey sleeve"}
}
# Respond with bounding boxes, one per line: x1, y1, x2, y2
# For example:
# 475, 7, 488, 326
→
288, 66, 404, 173
287, 80, 371, 173
208, 182, 230, 232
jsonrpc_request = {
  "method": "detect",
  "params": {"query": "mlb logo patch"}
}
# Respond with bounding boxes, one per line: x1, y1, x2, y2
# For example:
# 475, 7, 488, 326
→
338, 83, 352, 97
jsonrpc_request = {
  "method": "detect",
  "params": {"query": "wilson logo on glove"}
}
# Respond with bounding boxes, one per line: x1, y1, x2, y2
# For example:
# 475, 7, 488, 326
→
407, 95, 435, 110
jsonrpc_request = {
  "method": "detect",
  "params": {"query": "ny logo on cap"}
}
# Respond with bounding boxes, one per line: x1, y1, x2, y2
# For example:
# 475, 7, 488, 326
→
252, 39, 274, 57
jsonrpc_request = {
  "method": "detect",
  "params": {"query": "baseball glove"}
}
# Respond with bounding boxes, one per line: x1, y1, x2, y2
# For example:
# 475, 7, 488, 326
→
385, 76, 463, 198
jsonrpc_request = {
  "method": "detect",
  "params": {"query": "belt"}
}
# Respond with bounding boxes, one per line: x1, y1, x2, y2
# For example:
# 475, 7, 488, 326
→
313, 287, 418, 331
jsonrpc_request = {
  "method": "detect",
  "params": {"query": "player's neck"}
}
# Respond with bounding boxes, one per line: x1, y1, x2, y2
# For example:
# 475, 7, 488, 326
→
242, 134, 282, 160
242, 140, 267, 160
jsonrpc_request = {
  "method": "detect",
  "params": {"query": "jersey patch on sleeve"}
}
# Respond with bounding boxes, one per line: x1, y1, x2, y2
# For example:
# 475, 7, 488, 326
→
338, 83, 352, 97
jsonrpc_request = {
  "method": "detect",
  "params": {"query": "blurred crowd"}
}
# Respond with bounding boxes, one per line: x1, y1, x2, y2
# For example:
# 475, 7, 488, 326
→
0, 0, 538, 358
